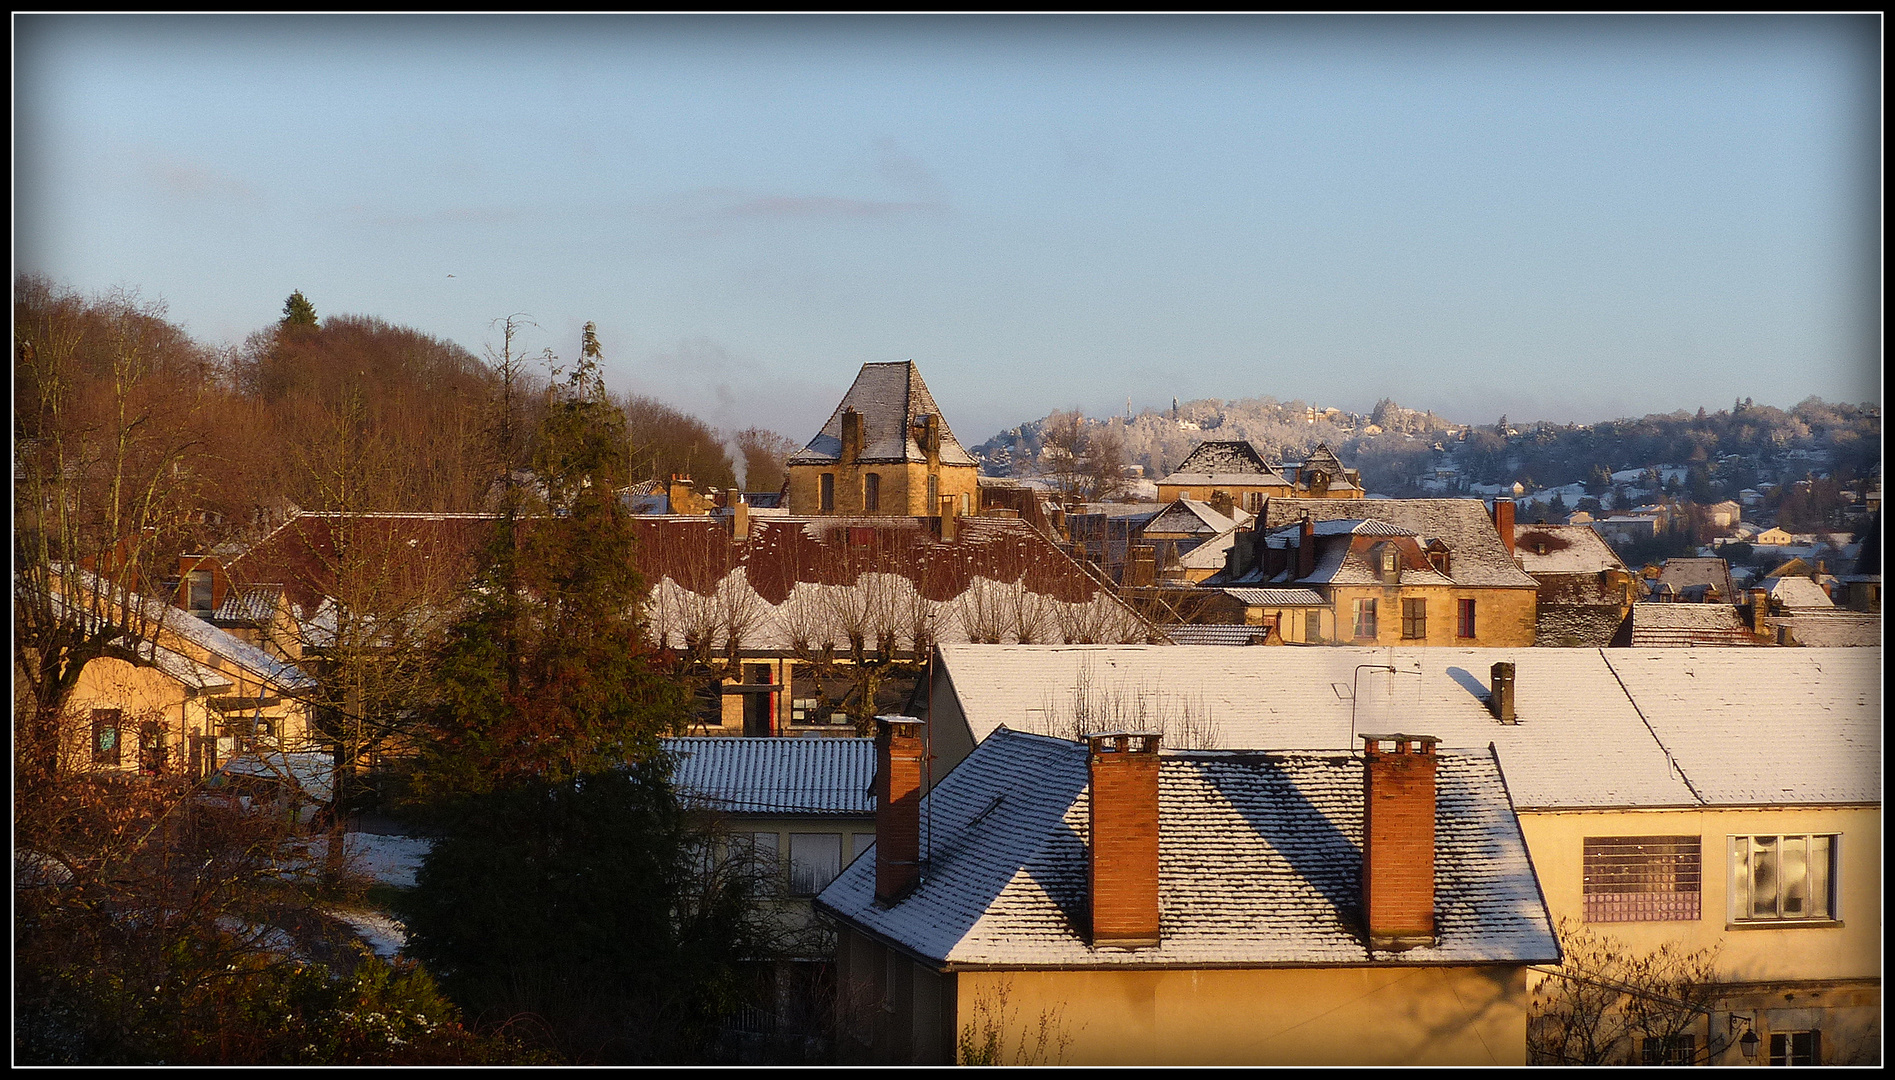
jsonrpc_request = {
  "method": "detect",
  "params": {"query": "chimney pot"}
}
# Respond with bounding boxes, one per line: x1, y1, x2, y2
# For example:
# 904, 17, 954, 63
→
1087, 730, 1161, 948
1360, 733, 1440, 951
1489, 662, 1516, 723
874, 716, 927, 904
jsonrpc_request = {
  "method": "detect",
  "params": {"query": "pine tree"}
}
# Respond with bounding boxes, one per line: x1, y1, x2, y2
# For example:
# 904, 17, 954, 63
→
282, 290, 318, 328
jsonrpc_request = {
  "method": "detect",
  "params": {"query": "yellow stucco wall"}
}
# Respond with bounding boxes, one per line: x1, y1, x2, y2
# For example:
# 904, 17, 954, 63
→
1520, 806, 1882, 1065
1327, 585, 1537, 647
787, 460, 978, 517
67, 648, 314, 777
951, 964, 1529, 1066
1520, 807, 1881, 982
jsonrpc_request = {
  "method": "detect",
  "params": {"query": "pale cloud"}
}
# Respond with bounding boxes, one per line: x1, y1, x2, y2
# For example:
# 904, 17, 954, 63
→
130, 149, 259, 205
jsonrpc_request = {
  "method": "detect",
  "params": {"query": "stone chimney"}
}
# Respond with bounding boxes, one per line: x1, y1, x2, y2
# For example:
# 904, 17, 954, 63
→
1124, 545, 1157, 587
1297, 516, 1316, 580
1360, 734, 1440, 951
1087, 732, 1162, 949
730, 496, 751, 541
939, 494, 959, 542
1488, 662, 1516, 724
1209, 489, 1235, 519
1748, 588, 1771, 635
874, 717, 926, 904
840, 408, 863, 464
1493, 499, 1516, 555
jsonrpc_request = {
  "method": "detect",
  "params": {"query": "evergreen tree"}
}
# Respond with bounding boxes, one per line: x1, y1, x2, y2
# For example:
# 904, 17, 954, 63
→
282, 290, 318, 328
411, 321, 687, 802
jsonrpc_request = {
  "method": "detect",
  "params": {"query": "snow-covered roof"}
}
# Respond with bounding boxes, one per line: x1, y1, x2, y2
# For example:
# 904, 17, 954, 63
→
664, 736, 876, 816
1657, 558, 1736, 598
1766, 612, 1880, 648
1512, 525, 1628, 577
1157, 441, 1290, 487
816, 728, 1558, 969
1159, 624, 1284, 646
1222, 587, 1328, 607
933, 644, 1879, 809
212, 585, 284, 624
1175, 525, 1245, 571
57, 572, 316, 693
1261, 499, 1537, 589
1760, 576, 1836, 610
1626, 603, 1757, 647
1143, 498, 1247, 537
786, 362, 977, 467
219, 750, 336, 803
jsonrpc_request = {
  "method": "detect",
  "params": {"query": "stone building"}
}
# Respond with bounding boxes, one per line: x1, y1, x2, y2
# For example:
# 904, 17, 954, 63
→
785, 362, 979, 518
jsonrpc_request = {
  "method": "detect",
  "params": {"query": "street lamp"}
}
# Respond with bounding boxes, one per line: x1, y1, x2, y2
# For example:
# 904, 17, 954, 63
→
1730, 1013, 1760, 1061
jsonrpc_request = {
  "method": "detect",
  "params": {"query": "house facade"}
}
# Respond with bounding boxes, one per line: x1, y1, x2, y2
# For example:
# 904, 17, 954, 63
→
784, 362, 980, 518
1205, 497, 1538, 646
1512, 523, 1638, 647
817, 719, 1558, 1064
1155, 439, 1364, 509
920, 644, 1882, 1065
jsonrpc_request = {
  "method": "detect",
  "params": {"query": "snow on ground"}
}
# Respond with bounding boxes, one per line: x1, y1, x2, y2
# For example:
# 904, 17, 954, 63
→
347, 833, 433, 889
327, 907, 410, 959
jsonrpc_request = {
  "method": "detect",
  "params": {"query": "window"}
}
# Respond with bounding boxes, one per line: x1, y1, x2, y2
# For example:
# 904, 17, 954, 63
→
739, 831, 780, 886
927, 473, 939, 512
820, 473, 835, 512
1730, 835, 1836, 923
138, 720, 167, 775
1457, 598, 1477, 639
187, 569, 214, 613
851, 833, 876, 860
1352, 598, 1377, 640
789, 833, 843, 896
92, 709, 122, 766
1642, 1034, 1697, 1066
1768, 1031, 1820, 1065
863, 472, 880, 512
1401, 598, 1427, 640
1584, 836, 1701, 922
1379, 545, 1401, 581
1305, 610, 1321, 644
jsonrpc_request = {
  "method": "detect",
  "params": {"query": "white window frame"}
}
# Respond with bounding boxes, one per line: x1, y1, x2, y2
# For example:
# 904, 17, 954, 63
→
1728, 834, 1839, 925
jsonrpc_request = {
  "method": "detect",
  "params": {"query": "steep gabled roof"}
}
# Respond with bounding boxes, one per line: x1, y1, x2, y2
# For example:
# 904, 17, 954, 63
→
1143, 498, 1247, 536
1513, 524, 1629, 577
1626, 603, 1757, 647
1261, 499, 1538, 588
665, 736, 875, 815
1159, 441, 1290, 487
1657, 558, 1736, 600
1760, 576, 1835, 610
815, 728, 1557, 969
786, 361, 977, 467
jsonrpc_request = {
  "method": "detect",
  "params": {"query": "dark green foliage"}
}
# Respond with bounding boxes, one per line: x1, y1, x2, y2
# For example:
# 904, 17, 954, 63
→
281, 290, 318, 328
402, 764, 768, 1063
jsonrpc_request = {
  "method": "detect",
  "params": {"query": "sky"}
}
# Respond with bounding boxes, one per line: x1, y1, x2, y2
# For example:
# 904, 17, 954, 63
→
14, 15, 1882, 445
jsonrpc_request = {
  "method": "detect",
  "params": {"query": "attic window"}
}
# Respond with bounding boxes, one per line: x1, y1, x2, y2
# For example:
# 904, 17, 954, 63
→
187, 570, 214, 613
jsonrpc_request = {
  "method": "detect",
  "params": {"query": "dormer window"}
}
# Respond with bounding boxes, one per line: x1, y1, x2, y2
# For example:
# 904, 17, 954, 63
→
187, 570, 214, 614
1375, 544, 1401, 583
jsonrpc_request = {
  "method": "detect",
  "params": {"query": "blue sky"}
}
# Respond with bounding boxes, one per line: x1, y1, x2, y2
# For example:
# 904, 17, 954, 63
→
14, 15, 1881, 444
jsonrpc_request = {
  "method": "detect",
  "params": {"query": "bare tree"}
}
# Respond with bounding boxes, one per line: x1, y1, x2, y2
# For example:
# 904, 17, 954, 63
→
732, 427, 800, 494
1529, 917, 1736, 1066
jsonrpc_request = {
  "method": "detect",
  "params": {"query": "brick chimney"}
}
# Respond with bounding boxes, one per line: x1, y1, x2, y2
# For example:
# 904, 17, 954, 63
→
1360, 734, 1439, 951
1297, 516, 1316, 580
1493, 499, 1516, 555
874, 717, 926, 904
1087, 732, 1162, 948
1488, 662, 1516, 723
840, 408, 863, 464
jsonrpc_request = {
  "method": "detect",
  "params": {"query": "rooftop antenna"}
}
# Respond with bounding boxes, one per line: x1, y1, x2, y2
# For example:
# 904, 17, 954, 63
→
1347, 657, 1423, 748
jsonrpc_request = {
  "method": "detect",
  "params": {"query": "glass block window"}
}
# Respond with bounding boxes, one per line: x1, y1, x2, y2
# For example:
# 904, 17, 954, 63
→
1583, 835, 1702, 922
1730, 835, 1836, 923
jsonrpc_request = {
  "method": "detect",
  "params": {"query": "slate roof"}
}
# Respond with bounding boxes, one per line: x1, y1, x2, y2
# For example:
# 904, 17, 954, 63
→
1513, 525, 1629, 577
932, 644, 1879, 809
1158, 441, 1291, 487
815, 728, 1558, 969
1626, 603, 1758, 647
786, 362, 977, 467
1656, 558, 1736, 600
1260, 499, 1538, 589
1160, 624, 1283, 646
665, 736, 876, 816
1143, 498, 1247, 537
1760, 576, 1836, 610
1222, 587, 1329, 606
